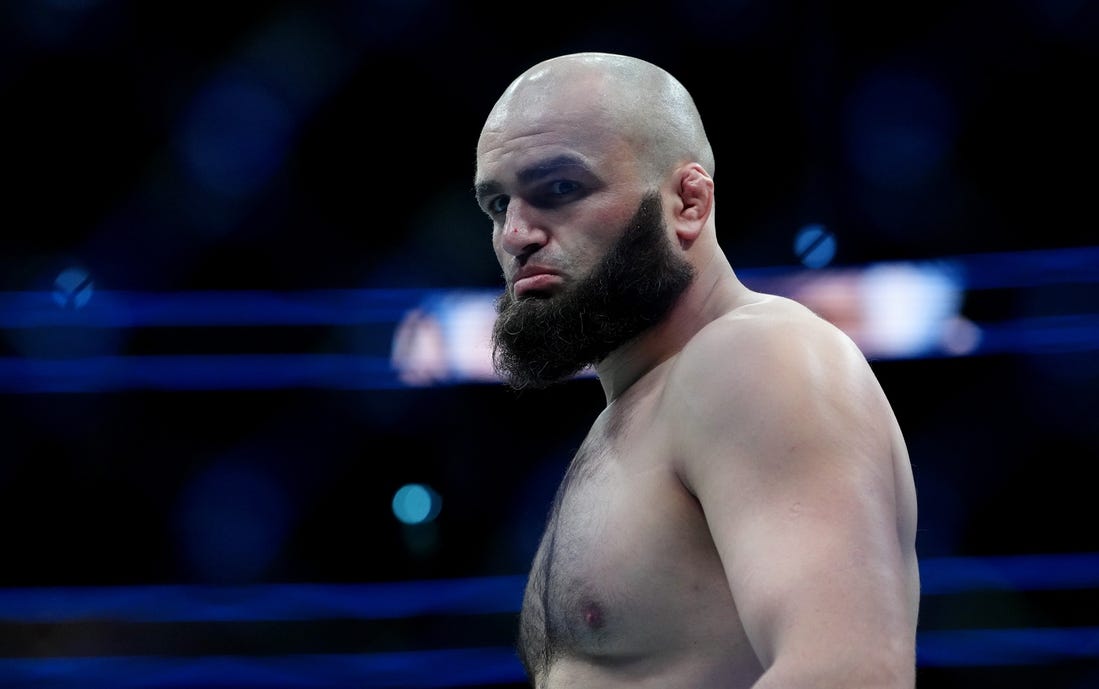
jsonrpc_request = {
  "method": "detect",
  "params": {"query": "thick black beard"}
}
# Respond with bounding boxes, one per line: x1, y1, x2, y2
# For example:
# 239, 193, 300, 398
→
491, 193, 695, 390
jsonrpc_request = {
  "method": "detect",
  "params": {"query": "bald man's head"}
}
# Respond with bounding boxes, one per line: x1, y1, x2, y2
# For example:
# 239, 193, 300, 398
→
479, 52, 714, 183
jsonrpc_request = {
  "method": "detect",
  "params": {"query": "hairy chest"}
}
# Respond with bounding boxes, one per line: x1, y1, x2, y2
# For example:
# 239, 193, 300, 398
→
517, 416, 737, 679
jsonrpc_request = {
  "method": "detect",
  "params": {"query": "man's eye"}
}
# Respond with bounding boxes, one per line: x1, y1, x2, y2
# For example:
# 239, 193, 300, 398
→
488, 196, 509, 214
549, 180, 579, 195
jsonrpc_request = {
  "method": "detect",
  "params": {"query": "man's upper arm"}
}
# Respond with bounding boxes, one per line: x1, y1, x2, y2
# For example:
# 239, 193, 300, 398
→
669, 314, 916, 687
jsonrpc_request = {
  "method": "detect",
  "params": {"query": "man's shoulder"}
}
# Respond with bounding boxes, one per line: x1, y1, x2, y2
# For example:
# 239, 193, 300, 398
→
685, 292, 858, 363
661, 290, 893, 471
661, 291, 871, 410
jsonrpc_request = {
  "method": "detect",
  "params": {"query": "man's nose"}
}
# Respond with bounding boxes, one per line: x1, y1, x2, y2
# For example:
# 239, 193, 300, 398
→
499, 202, 549, 258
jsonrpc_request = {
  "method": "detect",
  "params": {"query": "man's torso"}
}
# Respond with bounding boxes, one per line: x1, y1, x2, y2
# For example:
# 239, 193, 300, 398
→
517, 361, 763, 688
516, 300, 919, 688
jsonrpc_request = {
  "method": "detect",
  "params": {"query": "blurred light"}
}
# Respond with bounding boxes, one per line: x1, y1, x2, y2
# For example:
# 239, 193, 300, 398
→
845, 69, 955, 190
1, 552, 1097, 624
858, 261, 964, 358
956, 245, 1099, 290
793, 224, 836, 269
179, 76, 293, 198
0, 575, 528, 623
974, 314, 1099, 355
402, 521, 440, 558
51, 267, 94, 310
917, 627, 1099, 667
392, 483, 441, 525
176, 460, 291, 583
0, 288, 433, 328
0, 354, 401, 393
234, 6, 359, 114
778, 260, 965, 359
0, 247, 1091, 329
0, 248, 1096, 391
940, 315, 983, 356
390, 290, 500, 386
920, 551, 1099, 594
0, 648, 527, 689
0, 631, 1090, 689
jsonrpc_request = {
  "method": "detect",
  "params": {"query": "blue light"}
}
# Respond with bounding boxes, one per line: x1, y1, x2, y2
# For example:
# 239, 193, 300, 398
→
0, 575, 528, 624
0, 633, 1090, 687
0, 648, 528, 689
845, 69, 955, 191
0, 288, 445, 328
918, 627, 1099, 667
793, 224, 836, 269
919, 551, 1099, 594
0, 552, 1097, 624
176, 460, 291, 584
392, 484, 441, 525
0, 354, 403, 393
179, 76, 293, 198
51, 267, 94, 309
0, 248, 1097, 393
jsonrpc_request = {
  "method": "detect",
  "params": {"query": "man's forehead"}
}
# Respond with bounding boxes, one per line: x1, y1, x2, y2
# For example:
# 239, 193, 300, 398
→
475, 69, 634, 185
474, 141, 597, 189
477, 105, 620, 165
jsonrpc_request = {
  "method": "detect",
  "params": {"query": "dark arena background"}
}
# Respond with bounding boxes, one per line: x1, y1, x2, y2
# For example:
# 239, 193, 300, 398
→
1, 1, 1097, 687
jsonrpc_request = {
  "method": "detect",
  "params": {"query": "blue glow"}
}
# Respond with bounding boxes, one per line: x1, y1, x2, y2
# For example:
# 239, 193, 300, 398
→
793, 224, 836, 269
971, 315, 1099, 355
919, 551, 1099, 594
0, 629, 1091, 688
0, 553, 1097, 624
392, 484, 441, 525
845, 69, 955, 190
179, 76, 294, 198
51, 267, 94, 309
0, 355, 403, 393
0, 576, 528, 623
956, 245, 1099, 289
917, 627, 1099, 667
0, 316, 1097, 393
0, 248, 1096, 392
0, 247, 1095, 329
0, 288, 453, 328
0, 648, 527, 688
177, 461, 290, 583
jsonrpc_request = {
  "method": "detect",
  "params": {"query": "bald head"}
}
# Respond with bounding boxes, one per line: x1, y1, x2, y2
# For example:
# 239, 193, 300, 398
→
480, 52, 714, 183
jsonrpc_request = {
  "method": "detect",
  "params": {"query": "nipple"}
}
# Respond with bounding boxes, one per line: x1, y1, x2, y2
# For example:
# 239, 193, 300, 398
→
580, 601, 605, 630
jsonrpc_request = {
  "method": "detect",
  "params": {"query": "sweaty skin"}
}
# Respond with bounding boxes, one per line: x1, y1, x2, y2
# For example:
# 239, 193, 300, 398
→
475, 53, 919, 689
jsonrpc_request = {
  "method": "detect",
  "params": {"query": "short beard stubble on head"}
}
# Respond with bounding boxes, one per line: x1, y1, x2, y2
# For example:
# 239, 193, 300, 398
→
491, 192, 695, 390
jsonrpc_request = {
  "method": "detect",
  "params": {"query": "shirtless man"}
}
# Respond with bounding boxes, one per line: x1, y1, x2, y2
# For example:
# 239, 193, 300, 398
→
474, 52, 919, 689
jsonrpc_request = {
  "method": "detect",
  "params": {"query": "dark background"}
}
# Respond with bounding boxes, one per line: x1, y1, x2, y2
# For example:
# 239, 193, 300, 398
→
1, 1, 1097, 687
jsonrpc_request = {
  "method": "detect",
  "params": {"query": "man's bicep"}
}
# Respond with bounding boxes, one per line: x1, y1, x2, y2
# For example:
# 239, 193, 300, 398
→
672, 323, 915, 679
701, 450, 912, 672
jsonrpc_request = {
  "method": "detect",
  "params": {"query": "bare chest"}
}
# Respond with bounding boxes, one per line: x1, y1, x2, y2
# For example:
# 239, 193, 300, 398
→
517, 414, 745, 681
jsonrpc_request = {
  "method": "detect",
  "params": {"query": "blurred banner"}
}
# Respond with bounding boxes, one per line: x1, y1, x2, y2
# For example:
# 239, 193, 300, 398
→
1, 246, 1097, 392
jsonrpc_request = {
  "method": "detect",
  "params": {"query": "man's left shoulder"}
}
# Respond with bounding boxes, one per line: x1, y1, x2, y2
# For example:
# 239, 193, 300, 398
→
680, 293, 865, 377
660, 293, 886, 432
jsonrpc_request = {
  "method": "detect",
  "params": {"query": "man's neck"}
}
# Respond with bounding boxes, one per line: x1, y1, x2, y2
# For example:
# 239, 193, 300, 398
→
594, 253, 752, 403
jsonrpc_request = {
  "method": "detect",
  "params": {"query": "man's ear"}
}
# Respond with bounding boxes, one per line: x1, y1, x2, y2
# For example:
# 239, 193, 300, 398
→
671, 164, 714, 248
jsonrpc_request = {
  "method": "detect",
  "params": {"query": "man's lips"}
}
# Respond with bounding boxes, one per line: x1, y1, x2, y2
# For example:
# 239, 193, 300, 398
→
512, 269, 563, 296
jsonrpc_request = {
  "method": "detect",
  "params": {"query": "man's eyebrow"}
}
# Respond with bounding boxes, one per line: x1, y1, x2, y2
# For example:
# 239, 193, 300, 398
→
474, 155, 591, 204
474, 180, 501, 205
516, 155, 590, 185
